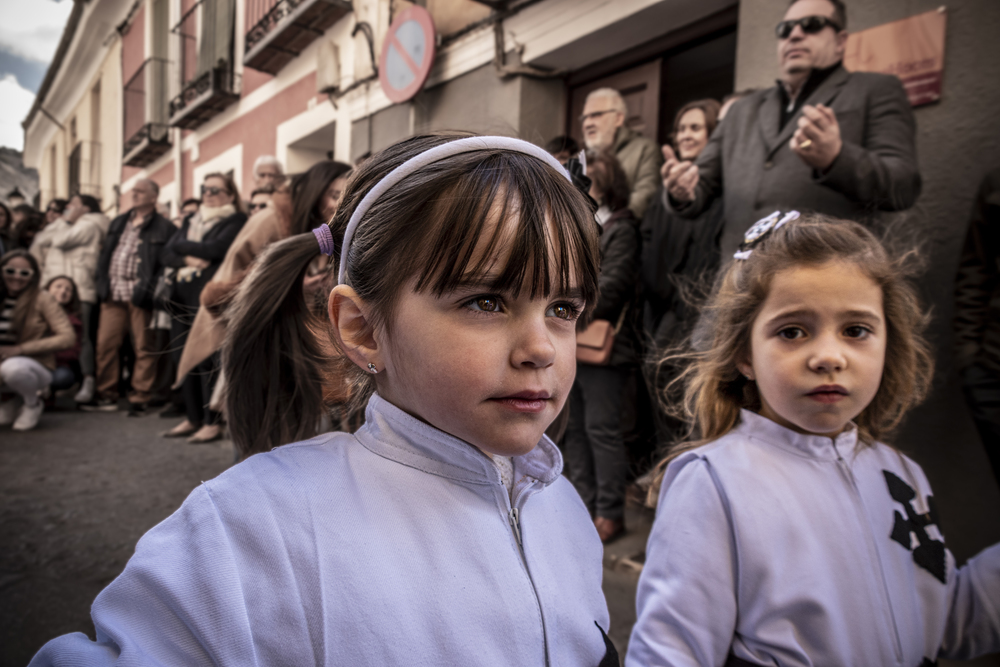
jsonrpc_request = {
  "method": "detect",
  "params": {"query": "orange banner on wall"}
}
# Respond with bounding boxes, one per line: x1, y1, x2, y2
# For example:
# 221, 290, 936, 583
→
844, 8, 947, 107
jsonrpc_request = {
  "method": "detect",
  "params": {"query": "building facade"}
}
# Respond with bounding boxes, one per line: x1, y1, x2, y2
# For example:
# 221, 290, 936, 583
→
21, 0, 1000, 565
24, 0, 741, 214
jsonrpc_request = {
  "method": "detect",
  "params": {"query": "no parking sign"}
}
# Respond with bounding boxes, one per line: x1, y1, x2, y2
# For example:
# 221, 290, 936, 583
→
379, 6, 436, 104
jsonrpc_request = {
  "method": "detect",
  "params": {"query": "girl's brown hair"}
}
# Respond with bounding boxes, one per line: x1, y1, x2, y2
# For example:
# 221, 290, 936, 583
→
203, 172, 246, 214
223, 133, 601, 457
0, 249, 42, 339
648, 215, 934, 503
45, 275, 81, 316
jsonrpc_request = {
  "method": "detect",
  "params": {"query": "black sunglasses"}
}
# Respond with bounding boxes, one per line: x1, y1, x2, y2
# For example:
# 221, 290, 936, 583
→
3, 267, 34, 278
248, 202, 267, 212
201, 185, 229, 197
776, 15, 842, 39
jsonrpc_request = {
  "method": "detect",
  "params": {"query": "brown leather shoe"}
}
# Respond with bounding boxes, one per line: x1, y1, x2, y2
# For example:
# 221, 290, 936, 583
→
594, 516, 625, 543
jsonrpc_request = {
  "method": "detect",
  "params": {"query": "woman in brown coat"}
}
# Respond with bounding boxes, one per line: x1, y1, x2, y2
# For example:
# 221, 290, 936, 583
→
175, 161, 352, 400
0, 250, 75, 430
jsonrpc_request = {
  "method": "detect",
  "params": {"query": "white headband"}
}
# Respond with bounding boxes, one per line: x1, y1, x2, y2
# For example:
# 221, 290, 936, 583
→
337, 136, 572, 286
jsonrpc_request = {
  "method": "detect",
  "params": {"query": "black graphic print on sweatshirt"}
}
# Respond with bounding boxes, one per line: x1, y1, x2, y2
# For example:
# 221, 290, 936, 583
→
883, 470, 947, 583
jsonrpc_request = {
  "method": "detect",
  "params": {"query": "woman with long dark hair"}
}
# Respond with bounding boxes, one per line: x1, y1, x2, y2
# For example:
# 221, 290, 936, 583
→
640, 98, 724, 454
45, 275, 84, 393
289, 161, 353, 305
0, 250, 74, 430
161, 173, 246, 443
173, 161, 353, 417
564, 150, 642, 542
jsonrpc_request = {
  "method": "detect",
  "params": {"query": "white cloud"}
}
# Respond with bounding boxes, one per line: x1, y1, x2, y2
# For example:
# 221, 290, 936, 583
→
0, 74, 36, 150
0, 0, 74, 63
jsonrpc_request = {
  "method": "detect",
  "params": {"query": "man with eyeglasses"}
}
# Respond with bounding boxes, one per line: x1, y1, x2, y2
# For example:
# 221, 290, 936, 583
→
662, 0, 921, 257
581, 88, 663, 219
83, 179, 175, 415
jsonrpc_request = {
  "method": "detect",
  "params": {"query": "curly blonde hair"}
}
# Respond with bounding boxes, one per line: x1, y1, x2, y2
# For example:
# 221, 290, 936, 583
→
648, 215, 934, 504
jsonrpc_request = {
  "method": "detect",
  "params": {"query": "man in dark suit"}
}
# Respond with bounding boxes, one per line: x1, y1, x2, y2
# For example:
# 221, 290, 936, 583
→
662, 0, 922, 256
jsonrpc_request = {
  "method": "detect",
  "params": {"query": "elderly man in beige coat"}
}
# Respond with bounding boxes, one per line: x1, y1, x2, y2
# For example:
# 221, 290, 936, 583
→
582, 88, 663, 219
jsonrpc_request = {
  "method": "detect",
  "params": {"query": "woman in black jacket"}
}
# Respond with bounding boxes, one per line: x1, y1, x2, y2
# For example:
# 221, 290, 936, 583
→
564, 150, 642, 543
640, 99, 724, 454
162, 173, 247, 443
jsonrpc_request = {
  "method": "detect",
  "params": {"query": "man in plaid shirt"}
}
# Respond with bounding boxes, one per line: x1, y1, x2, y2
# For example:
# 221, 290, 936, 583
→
83, 179, 175, 415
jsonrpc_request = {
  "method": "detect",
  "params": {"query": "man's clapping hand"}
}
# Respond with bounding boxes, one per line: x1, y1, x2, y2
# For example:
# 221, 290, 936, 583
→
790, 104, 842, 172
661, 145, 699, 203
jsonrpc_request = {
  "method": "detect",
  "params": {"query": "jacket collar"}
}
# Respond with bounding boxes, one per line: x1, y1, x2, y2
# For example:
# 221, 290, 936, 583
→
759, 64, 849, 158
354, 393, 564, 489
120, 207, 166, 233
736, 408, 858, 461
613, 124, 637, 153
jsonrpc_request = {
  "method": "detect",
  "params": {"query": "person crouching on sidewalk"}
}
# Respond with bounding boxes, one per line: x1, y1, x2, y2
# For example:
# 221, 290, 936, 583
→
0, 250, 75, 431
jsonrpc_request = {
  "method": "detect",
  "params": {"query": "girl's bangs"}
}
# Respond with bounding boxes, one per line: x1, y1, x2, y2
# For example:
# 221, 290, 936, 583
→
411, 152, 599, 305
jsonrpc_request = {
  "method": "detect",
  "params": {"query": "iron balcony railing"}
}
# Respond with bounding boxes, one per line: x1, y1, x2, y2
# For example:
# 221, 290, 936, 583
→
169, 0, 240, 129
244, 0, 350, 75
123, 58, 172, 167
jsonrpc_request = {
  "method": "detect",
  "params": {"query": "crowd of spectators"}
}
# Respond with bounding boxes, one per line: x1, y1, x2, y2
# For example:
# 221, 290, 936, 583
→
2, 0, 997, 537
0, 155, 356, 439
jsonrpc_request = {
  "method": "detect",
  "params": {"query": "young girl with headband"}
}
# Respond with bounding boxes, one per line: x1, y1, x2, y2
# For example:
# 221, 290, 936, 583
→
627, 213, 1000, 666
30, 134, 619, 666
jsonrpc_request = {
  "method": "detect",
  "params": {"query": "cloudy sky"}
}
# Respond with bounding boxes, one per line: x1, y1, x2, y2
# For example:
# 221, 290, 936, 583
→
0, 0, 74, 151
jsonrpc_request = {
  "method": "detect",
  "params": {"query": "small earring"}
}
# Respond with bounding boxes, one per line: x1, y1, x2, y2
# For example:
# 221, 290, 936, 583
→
367, 362, 378, 374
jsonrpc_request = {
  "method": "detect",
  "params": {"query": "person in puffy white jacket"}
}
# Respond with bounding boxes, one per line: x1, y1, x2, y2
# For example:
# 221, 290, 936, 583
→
41, 194, 108, 402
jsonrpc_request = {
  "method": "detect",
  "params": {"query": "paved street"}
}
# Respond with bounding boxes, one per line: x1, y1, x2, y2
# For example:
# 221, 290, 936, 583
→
0, 400, 234, 666
0, 399, 650, 666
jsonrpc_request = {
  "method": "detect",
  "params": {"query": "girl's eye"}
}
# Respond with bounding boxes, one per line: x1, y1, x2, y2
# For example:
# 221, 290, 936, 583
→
547, 302, 582, 321
466, 295, 502, 313
844, 325, 872, 339
777, 327, 805, 340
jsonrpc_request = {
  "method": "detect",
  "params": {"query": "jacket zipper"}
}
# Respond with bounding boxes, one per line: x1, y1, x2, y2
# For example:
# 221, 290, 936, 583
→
508, 507, 523, 547
507, 486, 550, 666
830, 441, 904, 663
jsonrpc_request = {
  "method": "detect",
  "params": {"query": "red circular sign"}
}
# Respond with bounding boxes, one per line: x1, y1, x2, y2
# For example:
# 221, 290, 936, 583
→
379, 6, 436, 104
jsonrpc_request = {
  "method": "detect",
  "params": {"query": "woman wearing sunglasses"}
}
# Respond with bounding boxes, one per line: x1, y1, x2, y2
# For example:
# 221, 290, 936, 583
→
0, 250, 75, 431
172, 161, 353, 447
161, 173, 247, 443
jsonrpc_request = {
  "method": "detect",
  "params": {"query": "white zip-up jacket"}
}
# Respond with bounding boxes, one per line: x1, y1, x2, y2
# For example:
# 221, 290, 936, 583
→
31, 394, 616, 666
628, 410, 1000, 667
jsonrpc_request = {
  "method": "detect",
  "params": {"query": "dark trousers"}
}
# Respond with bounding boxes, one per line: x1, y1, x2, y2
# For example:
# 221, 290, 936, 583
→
643, 358, 688, 459
170, 303, 220, 426
51, 361, 82, 391
150, 326, 181, 408
564, 363, 630, 520
962, 363, 1000, 488
79, 301, 96, 376
182, 353, 221, 426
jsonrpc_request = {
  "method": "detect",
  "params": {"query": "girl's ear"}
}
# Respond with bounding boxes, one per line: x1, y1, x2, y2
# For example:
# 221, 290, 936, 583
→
329, 285, 380, 372
736, 360, 755, 381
